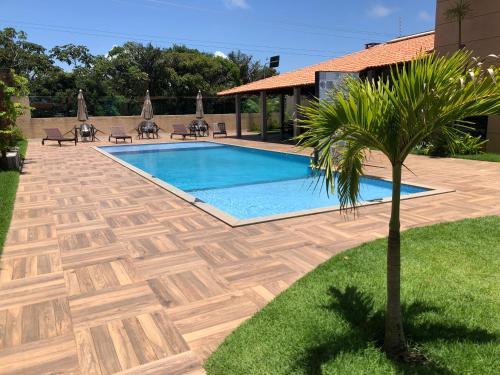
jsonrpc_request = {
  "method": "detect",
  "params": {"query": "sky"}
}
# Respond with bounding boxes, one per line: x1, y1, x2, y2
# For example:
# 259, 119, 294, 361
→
0, 0, 436, 73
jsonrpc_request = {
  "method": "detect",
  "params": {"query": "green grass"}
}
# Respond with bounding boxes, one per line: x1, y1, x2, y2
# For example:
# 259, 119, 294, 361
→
454, 153, 500, 162
0, 140, 27, 255
205, 217, 500, 375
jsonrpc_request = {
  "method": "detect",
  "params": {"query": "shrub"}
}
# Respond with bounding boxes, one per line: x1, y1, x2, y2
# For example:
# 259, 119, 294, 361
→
415, 132, 487, 156
0, 70, 28, 160
451, 133, 488, 155
0, 126, 23, 155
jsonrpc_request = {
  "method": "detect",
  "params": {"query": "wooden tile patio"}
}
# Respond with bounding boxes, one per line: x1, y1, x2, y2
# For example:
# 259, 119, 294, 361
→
1, 136, 499, 374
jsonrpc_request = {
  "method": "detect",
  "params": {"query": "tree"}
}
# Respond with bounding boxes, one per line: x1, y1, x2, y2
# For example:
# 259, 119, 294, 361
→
445, 0, 472, 49
298, 50, 500, 358
0, 27, 278, 116
228, 50, 277, 84
106, 43, 165, 95
100, 43, 241, 98
50, 44, 94, 68
0, 28, 53, 81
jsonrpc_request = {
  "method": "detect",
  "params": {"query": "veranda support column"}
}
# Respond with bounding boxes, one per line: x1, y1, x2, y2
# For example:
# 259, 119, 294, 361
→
260, 91, 267, 141
235, 94, 242, 138
293, 87, 301, 137
279, 93, 285, 139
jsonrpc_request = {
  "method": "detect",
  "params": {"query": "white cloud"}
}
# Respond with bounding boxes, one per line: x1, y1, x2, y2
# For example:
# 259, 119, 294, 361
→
368, 4, 395, 18
418, 10, 432, 21
214, 51, 228, 59
105, 45, 119, 59
223, 0, 249, 10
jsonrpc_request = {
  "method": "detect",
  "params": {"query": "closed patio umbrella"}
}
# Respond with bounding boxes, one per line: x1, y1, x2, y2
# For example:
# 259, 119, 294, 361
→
75, 89, 96, 141
194, 90, 208, 136
77, 89, 88, 122
141, 90, 154, 120
139, 90, 160, 139
196, 90, 204, 119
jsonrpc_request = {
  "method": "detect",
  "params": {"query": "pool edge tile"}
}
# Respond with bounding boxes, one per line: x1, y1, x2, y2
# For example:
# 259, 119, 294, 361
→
93, 144, 453, 228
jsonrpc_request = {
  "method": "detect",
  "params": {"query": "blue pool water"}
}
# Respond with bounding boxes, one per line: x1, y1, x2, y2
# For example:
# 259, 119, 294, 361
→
100, 142, 429, 220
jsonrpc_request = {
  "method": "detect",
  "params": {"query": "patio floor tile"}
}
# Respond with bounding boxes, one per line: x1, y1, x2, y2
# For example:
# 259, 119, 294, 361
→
0, 136, 499, 373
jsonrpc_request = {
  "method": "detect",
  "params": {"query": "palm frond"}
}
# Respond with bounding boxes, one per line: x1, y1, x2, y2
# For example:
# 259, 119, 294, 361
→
336, 141, 366, 210
445, 0, 472, 21
297, 49, 500, 211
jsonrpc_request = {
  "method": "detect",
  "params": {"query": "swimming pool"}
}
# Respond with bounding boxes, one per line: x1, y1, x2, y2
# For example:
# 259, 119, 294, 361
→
98, 142, 430, 224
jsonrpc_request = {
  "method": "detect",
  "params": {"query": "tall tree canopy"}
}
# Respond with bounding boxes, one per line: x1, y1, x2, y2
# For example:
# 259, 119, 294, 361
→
228, 50, 276, 84
0, 28, 53, 81
0, 27, 277, 116
49, 44, 94, 68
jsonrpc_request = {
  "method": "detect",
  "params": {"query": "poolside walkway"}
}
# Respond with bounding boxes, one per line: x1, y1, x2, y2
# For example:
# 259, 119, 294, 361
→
1, 136, 499, 374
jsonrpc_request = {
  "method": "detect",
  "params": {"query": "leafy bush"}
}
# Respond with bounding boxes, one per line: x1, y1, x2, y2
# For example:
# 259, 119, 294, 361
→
0, 126, 23, 155
450, 133, 488, 154
0, 70, 28, 159
0, 72, 29, 124
415, 133, 487, 156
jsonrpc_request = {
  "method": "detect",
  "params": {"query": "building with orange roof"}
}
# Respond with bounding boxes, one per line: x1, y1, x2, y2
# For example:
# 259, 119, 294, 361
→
218, 31, 435, 140
219, 31, 435, 97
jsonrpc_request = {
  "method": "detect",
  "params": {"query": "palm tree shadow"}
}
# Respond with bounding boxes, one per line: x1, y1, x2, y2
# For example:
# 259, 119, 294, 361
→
294, 286, 497, 375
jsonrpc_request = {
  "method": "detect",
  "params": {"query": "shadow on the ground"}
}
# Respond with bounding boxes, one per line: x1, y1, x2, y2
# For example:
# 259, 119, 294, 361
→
226, 132, 296, 145
294, 286, 497, 375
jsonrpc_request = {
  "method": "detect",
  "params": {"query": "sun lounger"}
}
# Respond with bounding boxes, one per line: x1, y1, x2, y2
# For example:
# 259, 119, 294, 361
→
171, 124, 197, 140
213, 122, 227, 138
109, 127, 133, 143
41, 128, 77, 146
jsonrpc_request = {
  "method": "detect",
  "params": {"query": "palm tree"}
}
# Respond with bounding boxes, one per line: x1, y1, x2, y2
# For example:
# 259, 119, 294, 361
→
445, 0, 472, 49
298, 50, 500, 357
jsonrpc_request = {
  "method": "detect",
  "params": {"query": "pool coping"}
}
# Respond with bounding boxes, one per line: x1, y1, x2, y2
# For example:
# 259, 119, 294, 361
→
93, 141, 454, 227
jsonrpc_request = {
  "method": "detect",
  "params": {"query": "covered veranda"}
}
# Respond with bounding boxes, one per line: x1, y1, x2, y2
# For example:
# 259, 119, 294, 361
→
219, 84, 315, 142
217, 31, 435, 141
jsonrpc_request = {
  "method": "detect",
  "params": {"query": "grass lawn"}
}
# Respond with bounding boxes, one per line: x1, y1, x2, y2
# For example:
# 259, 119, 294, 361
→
0, 140, 27, 255
454, 153, 500, 163
205, 216, 500, 375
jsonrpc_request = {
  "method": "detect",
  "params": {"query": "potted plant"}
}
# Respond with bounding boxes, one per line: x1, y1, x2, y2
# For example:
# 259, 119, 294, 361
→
0, 126, 23, 170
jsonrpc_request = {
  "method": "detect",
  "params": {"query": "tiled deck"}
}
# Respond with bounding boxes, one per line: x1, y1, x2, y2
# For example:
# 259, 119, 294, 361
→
1, 136, 499, 374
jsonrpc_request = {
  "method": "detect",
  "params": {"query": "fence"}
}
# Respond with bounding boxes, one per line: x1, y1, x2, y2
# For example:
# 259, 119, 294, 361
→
28, 95, 268, 118
18, 94, 284, 139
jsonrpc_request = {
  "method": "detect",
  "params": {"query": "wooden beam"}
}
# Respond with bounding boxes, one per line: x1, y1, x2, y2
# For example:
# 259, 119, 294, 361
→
260, 91, 267, 141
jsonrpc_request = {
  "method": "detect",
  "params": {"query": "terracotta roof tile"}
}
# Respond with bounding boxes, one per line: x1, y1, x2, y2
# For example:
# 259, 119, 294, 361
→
218, 31, 435, 96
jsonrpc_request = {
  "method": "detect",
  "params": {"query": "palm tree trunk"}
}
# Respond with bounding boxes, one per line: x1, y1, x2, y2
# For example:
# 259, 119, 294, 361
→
384, 162, 406, 356
458, 19, 463, 49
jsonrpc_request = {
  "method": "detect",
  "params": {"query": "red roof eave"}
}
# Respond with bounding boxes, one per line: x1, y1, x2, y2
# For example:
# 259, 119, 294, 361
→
218, 31, 435, 96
